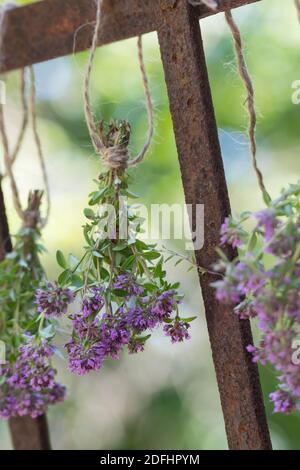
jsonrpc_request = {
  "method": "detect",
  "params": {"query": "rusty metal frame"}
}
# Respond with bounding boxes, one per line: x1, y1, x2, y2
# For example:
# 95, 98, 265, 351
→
0, 0, 272, 450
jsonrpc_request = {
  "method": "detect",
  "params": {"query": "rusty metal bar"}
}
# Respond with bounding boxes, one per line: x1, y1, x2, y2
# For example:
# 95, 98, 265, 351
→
9, 415, 51, 450
0, 0, 260, 73
156, 0, 271, 450
0, 180, 51, 450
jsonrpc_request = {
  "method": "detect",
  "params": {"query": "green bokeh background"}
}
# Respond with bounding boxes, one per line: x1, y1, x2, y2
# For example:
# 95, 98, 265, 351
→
1, 0, 300, 450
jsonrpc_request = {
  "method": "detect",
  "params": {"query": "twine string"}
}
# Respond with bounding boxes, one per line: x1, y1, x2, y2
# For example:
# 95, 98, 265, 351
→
0, 5, 50, 226
83, 0, 154, 170
224, 10, 270, 199
29, 66, 50, 227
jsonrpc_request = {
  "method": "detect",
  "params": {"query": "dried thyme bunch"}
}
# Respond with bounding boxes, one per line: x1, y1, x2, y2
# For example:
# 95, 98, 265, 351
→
0, 192, 66, 419
37, 122, 194, 376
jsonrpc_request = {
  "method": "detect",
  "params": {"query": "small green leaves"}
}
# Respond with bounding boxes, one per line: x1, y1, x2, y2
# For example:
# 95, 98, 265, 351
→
181, 316, 197, 323
58, 269, 71, 286
56, 250, 68, 269
89, 188, 108, 206
84, 208, 95, 220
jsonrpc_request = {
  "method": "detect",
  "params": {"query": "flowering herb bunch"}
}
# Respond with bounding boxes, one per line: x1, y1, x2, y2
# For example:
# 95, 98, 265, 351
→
0, 192, 66, 419
213, 183, 300, 414
38, 121, 195, 376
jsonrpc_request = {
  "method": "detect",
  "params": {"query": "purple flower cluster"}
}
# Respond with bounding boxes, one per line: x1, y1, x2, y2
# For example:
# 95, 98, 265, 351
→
113, 275, 144, 297
215, 206, 300, 413
0, 341, 66, 419
65, 285, 189, 376
163, 320, 191, 343
220, 217, 244, 249
35, 282, 74, 318
82, 286, 104, 317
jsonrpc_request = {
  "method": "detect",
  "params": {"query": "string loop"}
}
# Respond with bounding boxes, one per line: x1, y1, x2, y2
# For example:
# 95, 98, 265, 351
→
83, 0, 154, 171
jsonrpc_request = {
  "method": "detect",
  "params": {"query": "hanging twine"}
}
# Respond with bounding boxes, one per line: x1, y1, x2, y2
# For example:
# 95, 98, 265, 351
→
0, 68, 50, 227
83, 0, 154, 171
29, 66, 50, 226
188, 1, 270, 199
224, 10, 270, 199
0, 5, 50, 227
0, 3, 28, 172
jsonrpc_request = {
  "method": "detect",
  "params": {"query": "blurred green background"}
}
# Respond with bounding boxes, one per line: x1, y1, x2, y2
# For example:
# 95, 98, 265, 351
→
1, 0, 300, 450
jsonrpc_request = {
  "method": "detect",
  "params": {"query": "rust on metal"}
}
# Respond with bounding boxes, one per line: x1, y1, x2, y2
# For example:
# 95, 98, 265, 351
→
0, 0, 260, 73
9, 415, 51, 450
156, 0, 271, 450
0, 0, 271, 451
0, 181, 51, 450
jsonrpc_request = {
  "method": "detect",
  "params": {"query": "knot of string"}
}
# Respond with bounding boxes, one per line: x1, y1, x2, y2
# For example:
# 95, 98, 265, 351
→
83, 0, 154, 171
101, 145, 129, 170
0, 4, 50, 227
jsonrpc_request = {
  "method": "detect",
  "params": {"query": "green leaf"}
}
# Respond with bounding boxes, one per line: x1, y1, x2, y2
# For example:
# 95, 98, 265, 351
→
112, 242, 128, 252
84, 208, 95, 220
247, 232, 257, 252
71, 274, 84, 288
56, 250, 68, 269
112, 289, 128, 298
89, 188, 108, 206
92, 250, 103, 258
124, 189, 139, 199
181, 316, 197, 323
121, 255, 135, 269
142, 251, 161, 261
58, 269, 71, 286
263, 191, 272, 206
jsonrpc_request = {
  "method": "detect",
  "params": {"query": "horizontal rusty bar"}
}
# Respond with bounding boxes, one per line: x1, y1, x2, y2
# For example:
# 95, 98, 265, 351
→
156, 0, 271, 450
0, 0, 261, 73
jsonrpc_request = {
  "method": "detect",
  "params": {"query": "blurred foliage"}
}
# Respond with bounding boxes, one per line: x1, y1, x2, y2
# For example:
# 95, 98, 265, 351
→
1, 0, 300, 450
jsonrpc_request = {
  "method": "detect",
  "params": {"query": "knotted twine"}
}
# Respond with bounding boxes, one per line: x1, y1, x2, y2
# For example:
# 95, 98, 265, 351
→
84, 0, 154, 171
0, 4, 50, 227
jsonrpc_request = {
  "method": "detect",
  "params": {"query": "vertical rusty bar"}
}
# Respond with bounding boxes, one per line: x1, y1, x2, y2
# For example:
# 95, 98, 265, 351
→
156, 0, 272, 450
0, 180, 51, 450
9, 415, 51, 450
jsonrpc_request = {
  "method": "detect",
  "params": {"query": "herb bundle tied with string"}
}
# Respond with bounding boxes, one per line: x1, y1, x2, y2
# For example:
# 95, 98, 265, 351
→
0, 66, 66, 419
37, 0, 194, 377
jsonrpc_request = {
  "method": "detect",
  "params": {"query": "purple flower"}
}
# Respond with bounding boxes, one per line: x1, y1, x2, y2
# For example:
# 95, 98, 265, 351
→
254, 209, 279, 241
113, 275, 144, 297
65, 339, 104, 375
82, 287, 104, 318
35, 282, 74, 318
163, 320, 191, 343
0, 340, 66, 419
128, 337, 145, 354
125, 306, 158, 332
220, 217, 243, 248
99, 317, 130, 360
269, 390, 296, 414
151, 290, 178, 320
